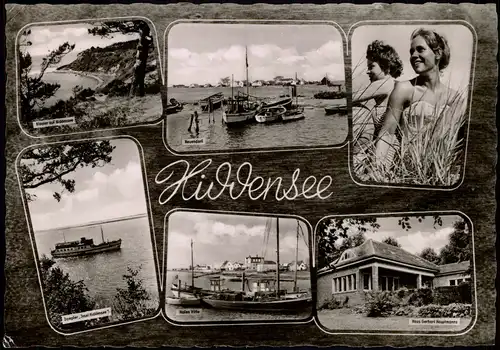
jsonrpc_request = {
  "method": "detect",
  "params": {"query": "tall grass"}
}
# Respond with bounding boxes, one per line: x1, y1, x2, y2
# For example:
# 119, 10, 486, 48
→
353, 87, 468, 186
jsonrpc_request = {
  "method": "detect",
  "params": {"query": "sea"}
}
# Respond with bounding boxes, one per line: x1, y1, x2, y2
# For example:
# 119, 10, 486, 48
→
166, 86, 348, 152
34, 216, 160, 311
165, 270, 312, 322
38, 71, 100, 107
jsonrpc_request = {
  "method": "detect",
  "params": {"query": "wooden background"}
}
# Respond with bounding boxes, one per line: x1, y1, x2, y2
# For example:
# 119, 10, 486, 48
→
3, 3, 497, 347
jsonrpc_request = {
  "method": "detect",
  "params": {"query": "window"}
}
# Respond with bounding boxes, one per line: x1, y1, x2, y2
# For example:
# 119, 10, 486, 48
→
450, 280, 456, 286
363, 273, 371, 290
332, 273, 357, 293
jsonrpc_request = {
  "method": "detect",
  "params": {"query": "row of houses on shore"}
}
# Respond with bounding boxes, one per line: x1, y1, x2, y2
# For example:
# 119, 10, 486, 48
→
191, 255, 308, 273
172, 76, 345, 90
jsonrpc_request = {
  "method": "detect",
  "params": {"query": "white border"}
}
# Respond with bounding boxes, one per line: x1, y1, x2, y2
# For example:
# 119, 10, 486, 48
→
15, 16, 165, 139
161, 208, 315, 327
161, 19, 350, 157
313, 210, 478, 336
14, 135, 162, 335
346, 20, 478, 192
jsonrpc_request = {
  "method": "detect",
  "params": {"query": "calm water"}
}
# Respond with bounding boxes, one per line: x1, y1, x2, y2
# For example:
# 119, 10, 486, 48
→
165, 270, 312, 322
34, 217, 159, 309
166, 86, 348, 152
40, 71, 100, 107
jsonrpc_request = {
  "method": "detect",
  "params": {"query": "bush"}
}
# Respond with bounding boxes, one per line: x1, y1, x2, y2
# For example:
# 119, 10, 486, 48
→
434, 284, 472, 305
319, 296, 342, 310
417, 303, 471, 318
313, 91, 345, 99
365, 291, 400, 317
408, 288, 434, 307
393, 305, 418, 317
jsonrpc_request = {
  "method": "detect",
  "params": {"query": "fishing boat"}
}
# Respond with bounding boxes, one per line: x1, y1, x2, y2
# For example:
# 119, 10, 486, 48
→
223, 47, 261, 125
200, 92, 224, 112
255, 105, 286, 123
262, 97, 293, 109
165, 98, 183, 115
281, 77, 306, 122
50, 226, 121, 259
166, 294, 201, 306
200, 218, 312, 312
325, 104, 348, 115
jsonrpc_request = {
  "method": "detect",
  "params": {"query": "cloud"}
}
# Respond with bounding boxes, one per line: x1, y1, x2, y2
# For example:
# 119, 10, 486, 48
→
75, 188, 99, 202
168, 40, 344, 85
365, 226, 453, 255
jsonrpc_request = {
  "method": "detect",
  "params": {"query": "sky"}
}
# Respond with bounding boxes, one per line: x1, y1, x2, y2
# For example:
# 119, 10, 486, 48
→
21, 23, 140, 74
24, 139, 148, 232
351, 24, 474, 94
335, 215, 463, 256
167, 23, 345, 86
166, 212, 310, 270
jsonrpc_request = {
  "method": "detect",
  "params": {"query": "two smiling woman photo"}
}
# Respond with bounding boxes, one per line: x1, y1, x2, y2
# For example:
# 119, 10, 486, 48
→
352, 26, 471, 186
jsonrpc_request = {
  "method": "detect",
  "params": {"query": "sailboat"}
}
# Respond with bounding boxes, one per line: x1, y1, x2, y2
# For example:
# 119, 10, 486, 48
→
167, 239, 202, 306
200, 218, 312, 312
282, 73, 305, 122
222, 46, 261, 125
50, 226, 121, 259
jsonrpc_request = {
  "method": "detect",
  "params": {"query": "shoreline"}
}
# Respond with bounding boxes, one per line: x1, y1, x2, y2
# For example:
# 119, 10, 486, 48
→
51, 69, 110, 88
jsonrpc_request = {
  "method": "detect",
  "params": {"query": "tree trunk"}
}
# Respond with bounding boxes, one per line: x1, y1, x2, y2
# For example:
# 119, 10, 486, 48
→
130, 30, 151, 97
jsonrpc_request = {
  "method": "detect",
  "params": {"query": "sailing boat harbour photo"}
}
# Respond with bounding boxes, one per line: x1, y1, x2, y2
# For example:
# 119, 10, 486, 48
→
166, 23, 347, 152
165, 211, 312, 322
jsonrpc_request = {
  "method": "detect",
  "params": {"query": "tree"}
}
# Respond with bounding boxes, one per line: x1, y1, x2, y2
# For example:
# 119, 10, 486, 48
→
317, 217, 378, 269
219, 76, 231, 87
113, 266, 154, 320
18, 29, 75, 122
20, 140, 115, 202
88, 20, 153, 97
439, 219, 471, 264
39, 255, 97, 328
382, 236, 401, 247
419, 247, 441, 265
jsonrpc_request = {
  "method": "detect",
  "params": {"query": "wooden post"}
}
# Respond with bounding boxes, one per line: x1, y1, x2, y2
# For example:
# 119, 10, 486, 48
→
188, 113, 194, 131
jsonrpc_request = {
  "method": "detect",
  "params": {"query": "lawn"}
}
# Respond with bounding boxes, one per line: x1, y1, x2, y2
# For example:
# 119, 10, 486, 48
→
317, 308, 472, 333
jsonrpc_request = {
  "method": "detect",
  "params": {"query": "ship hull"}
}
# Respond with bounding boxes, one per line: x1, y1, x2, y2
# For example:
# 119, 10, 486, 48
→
222, 110, 257, 124
201, 296, 312, 312
51, 240, 121, 258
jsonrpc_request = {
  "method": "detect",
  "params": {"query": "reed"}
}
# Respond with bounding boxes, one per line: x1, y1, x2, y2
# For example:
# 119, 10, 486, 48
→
353, 92, 467, 186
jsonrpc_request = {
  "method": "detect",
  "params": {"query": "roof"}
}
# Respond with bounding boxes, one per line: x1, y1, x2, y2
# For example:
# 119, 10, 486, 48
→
334, 239, 440, 271
263, 260, 276, 265
437, 261, 470, 275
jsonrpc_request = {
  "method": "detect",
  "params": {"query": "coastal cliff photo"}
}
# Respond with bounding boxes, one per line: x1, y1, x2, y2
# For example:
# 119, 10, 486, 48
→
17, 19, 162, 136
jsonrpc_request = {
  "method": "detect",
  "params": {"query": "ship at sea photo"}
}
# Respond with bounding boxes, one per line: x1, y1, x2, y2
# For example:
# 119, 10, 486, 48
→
19, 138, 159, 332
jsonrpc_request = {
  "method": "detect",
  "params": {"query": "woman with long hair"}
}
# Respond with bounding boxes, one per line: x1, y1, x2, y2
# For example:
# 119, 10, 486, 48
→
372, 28, 466, 185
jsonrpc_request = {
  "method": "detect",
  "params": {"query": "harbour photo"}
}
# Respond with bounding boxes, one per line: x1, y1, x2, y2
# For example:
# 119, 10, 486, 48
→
350, 24, 474, 187
18, 138, 159, 332
17, 19, 162, 136
316, 214, 474, 333
165, 211, 312, 323
165, 23, 347, 152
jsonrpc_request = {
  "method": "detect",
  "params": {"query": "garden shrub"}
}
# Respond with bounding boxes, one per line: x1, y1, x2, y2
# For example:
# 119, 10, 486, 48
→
319, 296, 342, 310
365, 291, 400, 317
434, 284, 472, 305
417, 303, 471, 318
407, 288, 434, 307
393, 305, 418, 317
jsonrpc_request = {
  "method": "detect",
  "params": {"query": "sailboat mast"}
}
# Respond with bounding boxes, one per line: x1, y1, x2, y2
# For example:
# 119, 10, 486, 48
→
101, 226, 105, 244
191, 239, 194, 288
276, 217, 280, 296
245, 46, 249, 98
294, 221, 299, 292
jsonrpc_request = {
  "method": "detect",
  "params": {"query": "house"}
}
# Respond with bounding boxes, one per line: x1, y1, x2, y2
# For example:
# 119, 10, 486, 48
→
220, 260, 234, 271
288, 260, 308, 271
245, 255, 264, 270
251, 80, 263, 87
232, 262, 244, 270
317, 239, 471, 306
320, 76, 345, 92
257, 260, 277, 272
